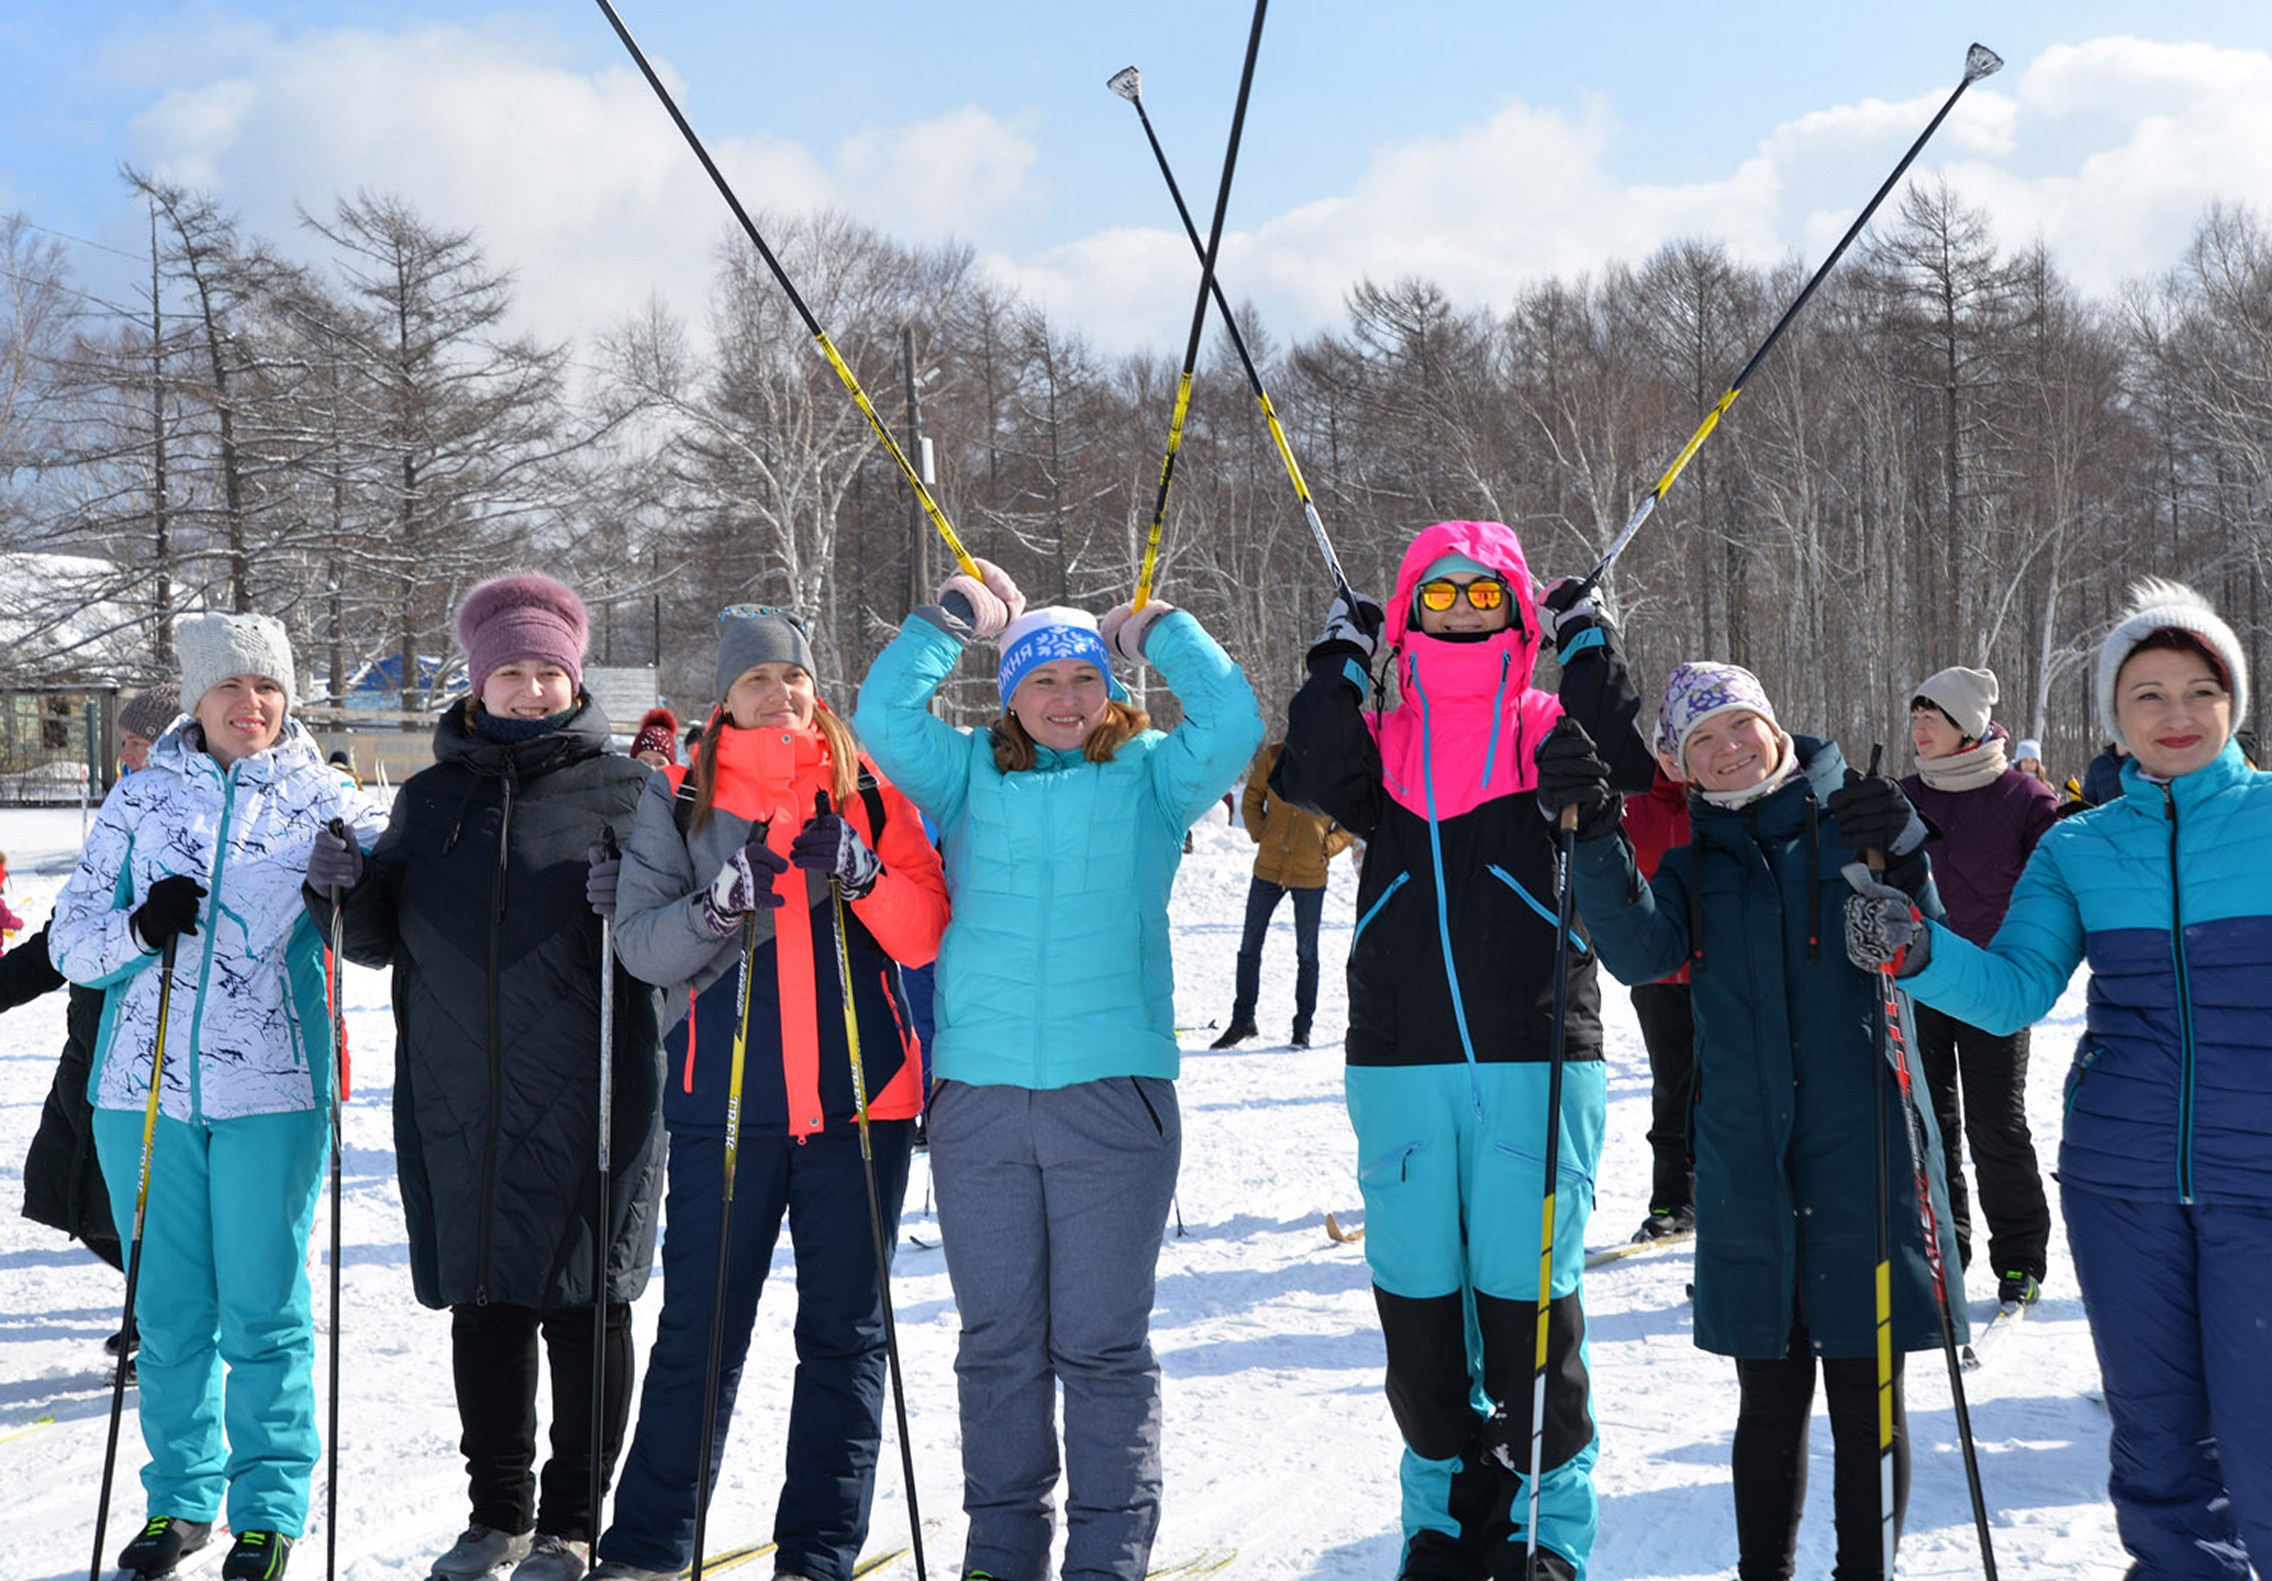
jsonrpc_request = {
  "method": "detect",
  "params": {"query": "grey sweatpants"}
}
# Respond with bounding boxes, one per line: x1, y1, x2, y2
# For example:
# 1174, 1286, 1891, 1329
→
929, 1076, 1182, 1581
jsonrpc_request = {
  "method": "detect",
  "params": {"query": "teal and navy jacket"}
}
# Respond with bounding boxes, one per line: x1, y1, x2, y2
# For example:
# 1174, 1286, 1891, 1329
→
853, 608, 1263, 1090
1906, 737, 2272, 1206
1571, 735, 1965, 1359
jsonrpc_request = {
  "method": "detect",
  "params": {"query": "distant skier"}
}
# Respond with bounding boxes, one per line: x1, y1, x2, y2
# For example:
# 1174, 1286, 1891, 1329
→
307, 574, 667, 1581
1848, 580, 2272, 1579
1897, 666, 2058, 1308
855, 561, 1260, 1581
1276, 520, 1651, 1581
1540, 660, 1964, 1581
1208, 736, 1354, 1049
52, 613, 386, 1581
590, 606, 946, 1581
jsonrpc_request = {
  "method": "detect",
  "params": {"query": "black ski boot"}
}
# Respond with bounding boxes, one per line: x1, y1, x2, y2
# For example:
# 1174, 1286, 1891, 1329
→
1209, 1020, 1258, 1049
221, 1530, 292, 1581
119, 1516, 214, 1579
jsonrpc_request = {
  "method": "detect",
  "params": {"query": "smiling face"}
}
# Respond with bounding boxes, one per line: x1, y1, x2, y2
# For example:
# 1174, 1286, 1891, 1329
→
2115, 644, 2231, 780
193, 675, 287, 767
1909, 703, 1970, 761
480, 660, 576, 721
725, 661, 817, 733
1010, 658, 1111, 752
1682, 709, 1781, 794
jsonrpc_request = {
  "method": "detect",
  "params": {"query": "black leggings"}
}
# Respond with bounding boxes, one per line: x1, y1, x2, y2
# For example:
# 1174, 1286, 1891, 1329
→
1732, 1329, 1908, 1581
452, 1300, 634, 1542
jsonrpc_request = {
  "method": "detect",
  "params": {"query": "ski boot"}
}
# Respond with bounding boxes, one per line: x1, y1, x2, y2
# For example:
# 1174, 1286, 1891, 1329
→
220, 1531, 292, 1581
509, 1535, 588, 1581
431, 1525, 535, 1581
118, 1516, 214, 1580
1630, 1203, 1695, 1243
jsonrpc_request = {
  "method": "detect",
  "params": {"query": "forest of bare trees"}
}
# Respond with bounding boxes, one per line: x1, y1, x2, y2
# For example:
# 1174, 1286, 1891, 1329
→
4, 173, 2271, 782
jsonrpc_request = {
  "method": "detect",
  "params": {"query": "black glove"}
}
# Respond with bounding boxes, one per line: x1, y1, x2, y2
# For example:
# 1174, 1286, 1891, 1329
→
1315, 590, 1386, 662
1827, 767, 1929, 858
1533, 717, 1623, 840
1541, 575, 1614, 662
586, 844, 621, 920
132, 874, 207, 953
789, 811, 883, 900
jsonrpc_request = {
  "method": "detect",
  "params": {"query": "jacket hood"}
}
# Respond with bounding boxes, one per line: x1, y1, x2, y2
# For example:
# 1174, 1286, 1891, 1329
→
1385, 520, 1543, 668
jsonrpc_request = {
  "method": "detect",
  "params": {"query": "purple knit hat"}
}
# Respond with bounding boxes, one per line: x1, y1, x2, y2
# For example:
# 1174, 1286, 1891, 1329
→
457, 574, 589, 698
1658, 661, 1777, 774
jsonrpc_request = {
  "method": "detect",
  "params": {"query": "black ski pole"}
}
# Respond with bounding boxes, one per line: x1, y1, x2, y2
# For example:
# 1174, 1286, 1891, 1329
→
589, 826, 620, 1557
1132, 0, 1270, 610
1571, 43, 2003, 602
692, 875, 764, 1581
323, 819, 353, 1581
1106, 63, 1354, 607
817, 791, 928, 1581
1521, 805, 1580, 1581
90, 931, 180, 1581
1859, 757, 1999, 1577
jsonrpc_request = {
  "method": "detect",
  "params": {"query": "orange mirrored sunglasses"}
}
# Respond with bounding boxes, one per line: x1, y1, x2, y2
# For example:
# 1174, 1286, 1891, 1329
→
1416, 576, 1508, 613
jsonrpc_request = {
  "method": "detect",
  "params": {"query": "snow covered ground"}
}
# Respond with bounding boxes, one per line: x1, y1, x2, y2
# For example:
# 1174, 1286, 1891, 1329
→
0, 800, 2123, 1580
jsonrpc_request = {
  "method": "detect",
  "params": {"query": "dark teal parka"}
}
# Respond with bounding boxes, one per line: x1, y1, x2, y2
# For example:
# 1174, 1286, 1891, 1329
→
1570, 735, 1967, 1359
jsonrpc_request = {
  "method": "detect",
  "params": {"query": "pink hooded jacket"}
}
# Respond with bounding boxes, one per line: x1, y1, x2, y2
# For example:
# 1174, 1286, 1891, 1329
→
1372, 520, 1564, 822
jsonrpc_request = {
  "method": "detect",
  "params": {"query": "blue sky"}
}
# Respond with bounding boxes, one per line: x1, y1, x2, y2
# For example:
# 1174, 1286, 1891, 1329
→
8, 2, 2272, 355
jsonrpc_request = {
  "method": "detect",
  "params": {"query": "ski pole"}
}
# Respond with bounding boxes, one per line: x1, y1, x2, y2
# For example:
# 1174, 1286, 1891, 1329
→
323, 819, 353, 1581
692, 883, 763, 1581
1107, 63, 1354, 608
1132, 0, 1270, 611
90, 931, 180, 1581
592, 0, 981, 584
589, 825, 620, 1557
1571, 43, 2003, 602
817, 790, 928, 1581
1522, 804, 1580, 1581
1863, 758, 2008, 1571
1860, 751, 1897, 1581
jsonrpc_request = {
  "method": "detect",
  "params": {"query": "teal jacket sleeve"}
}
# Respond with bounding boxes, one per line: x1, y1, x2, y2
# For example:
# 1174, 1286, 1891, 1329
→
1903, 837, 2087, 1036
1139, 611, 1265, 830
1569, 831, 1692, 987
853, 614, 976, 828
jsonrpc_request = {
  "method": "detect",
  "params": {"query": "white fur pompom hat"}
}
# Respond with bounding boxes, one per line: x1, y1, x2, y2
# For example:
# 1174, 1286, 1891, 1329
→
2096, 578, 2249, 749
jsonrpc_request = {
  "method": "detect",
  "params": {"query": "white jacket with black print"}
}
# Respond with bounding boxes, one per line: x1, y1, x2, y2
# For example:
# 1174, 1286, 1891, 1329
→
51, 717, 389, 1124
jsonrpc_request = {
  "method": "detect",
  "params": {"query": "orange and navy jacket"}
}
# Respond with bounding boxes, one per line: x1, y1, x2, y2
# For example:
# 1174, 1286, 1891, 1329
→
611, 717, 949, 1140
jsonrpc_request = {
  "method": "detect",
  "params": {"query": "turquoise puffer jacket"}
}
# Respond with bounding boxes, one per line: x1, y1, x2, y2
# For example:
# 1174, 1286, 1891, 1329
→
854, 610, 1262, 1089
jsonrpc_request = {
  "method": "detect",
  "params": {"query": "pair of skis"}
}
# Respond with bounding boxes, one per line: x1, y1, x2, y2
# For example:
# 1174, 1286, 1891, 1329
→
1326, 1211, 1695, 1273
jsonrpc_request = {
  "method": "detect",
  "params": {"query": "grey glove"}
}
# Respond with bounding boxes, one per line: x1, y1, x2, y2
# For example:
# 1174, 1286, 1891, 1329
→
1841, 863, 1932, 977
1317, 590, 1386, 662
306, 825, 364, 895
1540, 575, 1616, 659
586, 845, 621, 920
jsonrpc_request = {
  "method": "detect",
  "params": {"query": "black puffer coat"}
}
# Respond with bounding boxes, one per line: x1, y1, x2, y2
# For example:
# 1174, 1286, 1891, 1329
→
324, 699, 666, 1310
10, 926, 119, 1266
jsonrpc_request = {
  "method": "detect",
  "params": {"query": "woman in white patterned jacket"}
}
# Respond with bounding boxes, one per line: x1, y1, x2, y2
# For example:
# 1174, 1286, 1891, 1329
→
51, 613, 386, 1581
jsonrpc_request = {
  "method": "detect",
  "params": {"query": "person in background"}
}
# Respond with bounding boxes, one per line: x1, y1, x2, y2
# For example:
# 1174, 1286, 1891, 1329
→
1621, 751, 1695, 1244
1846, 579, 2272, 1580
53, 612, 386, 1581
2079, 741, 2126, 806
0, 852, 24, 941
310, 574, 667, 1581
2011, 738, 2050, 787
855, 560, 1261, 1581
117, 683, 180, 776
629, 708, 679, 770
1210, 736, 1354, 1050
1542, 660, 1964, 1581
1900, 666, 2059, 1308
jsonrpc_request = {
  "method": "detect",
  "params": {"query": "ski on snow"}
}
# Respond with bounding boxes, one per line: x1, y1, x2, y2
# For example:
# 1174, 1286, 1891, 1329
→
1960, 1297, 2032, 1370
1584, 1230, 1695, 1269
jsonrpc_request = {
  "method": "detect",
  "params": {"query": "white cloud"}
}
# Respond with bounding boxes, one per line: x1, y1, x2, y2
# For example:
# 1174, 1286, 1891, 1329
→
106, 23, 2272, 366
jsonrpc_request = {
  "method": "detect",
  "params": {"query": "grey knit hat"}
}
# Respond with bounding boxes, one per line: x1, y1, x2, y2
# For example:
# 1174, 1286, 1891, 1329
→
714, 606, 816, 700
1913, 666, 1998, 742
177, 612, 297, 711
117, 682, 182, 741
2097, 579, 2249, 750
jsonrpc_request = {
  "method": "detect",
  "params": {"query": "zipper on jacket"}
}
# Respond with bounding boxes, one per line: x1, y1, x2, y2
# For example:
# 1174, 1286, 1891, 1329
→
1485, 865, 1590, 955
1478, 652, 1511, 793
475, 758, 518, 1303
1351, 872, 1409, 946
1408, 660, 1485, 1117
2161, 784, 2197, 1204
185, 761, 240, 1125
